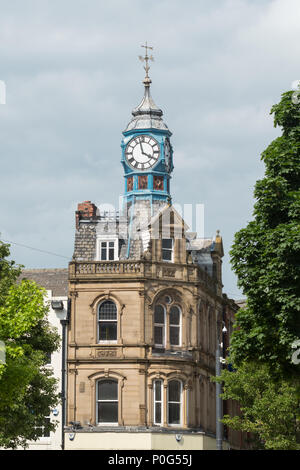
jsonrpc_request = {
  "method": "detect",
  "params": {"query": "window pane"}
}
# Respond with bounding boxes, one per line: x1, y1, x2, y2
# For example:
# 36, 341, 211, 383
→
155, 402, 162, 424
162, 249, 172, 261
99, 322, 117, 341
101, 249, 107, 260
162, 239, 172, 249
101, 242, 107, 248
98, 380, 118, 400
154, 326, 163, 345
170, 326, 179, 346
109, 248, 114, 260
45, 352, 51, 364
168, 403, 180, 425
170, 306, 180, 325
169, 380, 181, 402
154, 305, 165, 324
43, 417, 51, 437
99, 301, 117, 320
36, 426, 44, 438
155, 380, 161, 401
109, 242, 114, 248
36, 416, 50, 437
97, 402, 118, 423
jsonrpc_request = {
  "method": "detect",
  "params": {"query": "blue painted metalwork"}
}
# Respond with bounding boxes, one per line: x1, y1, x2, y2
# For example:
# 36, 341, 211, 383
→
121, 80, 174, 205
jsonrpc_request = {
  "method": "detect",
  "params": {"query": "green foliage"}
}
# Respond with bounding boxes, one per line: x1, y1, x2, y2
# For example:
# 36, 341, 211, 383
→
217, 90, 300, 450
214, 362, 300, 450
230, 90, 300, 375
0, 240, 60, 449
0, 240, 22, 306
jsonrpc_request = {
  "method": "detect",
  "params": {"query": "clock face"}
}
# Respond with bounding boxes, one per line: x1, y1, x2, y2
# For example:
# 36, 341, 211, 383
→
164, 138, 172, 172
125, 135, 160, 170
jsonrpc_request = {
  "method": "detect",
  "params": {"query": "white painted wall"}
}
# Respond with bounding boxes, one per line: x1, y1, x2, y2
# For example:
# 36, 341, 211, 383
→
24, 291, 67, 450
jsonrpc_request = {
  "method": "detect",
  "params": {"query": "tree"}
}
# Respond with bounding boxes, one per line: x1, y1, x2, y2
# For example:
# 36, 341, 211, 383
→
230, 89, 300, 375
215, 362, 299, 450
0, 240, 60, 449
215, 90, 300, 450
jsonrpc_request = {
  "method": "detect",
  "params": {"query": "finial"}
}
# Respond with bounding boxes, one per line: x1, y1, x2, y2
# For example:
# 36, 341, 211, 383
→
138, 42, 154, 86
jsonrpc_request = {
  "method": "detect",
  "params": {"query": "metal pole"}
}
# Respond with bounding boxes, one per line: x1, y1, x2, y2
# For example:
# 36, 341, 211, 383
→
60, 298, 70, 450
216, 342, 223, 450
60, 318, 66, 450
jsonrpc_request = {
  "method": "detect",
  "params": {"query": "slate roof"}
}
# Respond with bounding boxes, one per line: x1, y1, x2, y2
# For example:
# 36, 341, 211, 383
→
187, 238, 214, 252
19, 269, 68, 297
235, 299, 247, 309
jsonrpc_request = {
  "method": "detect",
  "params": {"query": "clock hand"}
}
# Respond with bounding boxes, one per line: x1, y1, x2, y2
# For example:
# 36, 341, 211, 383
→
139, 140, 154, 159
140, 141, 146, 155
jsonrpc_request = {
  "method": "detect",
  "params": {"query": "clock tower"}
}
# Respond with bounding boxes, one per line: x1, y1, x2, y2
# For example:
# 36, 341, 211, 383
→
67, 46, 244, 451
121, 43, 173, 216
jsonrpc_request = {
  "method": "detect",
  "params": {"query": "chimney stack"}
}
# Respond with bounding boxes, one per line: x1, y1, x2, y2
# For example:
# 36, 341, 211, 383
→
75, 200, 97, 229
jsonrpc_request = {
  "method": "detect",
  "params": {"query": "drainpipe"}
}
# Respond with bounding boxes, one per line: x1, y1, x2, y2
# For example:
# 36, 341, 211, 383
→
216, 306, 227, 450
126, 197, 135, 259
60, 298, 70, 450
216, 340, 223, 450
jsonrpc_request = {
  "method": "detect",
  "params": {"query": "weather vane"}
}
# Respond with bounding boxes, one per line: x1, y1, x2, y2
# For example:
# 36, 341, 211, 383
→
139, 42, 154, 80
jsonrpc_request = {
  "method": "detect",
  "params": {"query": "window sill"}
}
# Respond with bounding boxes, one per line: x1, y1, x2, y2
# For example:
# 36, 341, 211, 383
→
28, 438, 52, 445
98, 341, 118, 344
96, 423, 119, 427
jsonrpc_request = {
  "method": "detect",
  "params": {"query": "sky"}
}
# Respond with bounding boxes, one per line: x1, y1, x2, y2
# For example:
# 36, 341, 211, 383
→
0, 0, 300, 299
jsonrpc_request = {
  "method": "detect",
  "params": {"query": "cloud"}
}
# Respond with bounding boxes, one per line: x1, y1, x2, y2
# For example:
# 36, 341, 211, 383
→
0, 0, 298, 298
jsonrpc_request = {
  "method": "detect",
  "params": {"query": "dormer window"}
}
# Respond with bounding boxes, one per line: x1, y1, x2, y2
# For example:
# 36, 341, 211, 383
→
101, 241, 115, 260
162, 239, 173, 262
97, 239, 118, 261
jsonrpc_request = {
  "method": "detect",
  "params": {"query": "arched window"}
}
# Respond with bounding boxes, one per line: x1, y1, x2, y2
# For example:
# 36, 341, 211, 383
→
153, 380, 163, 425
98, 300, 117, 342
96, 379, 118, 424
154, 304, 165, 348
169, 305, 181, 346
168, 380, 182, 426
153, 295, 183, 349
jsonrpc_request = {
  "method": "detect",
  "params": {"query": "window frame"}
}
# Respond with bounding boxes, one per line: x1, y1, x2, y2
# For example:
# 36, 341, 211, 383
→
169, 305, 182, 347
97, 300, 118, 344
97, 238, 119, 261
162, 238, 173, 263
34, 411, 51, 441
154, 304, 166, 348
167, 379, 183, 427
153, 379, 163, 426
96, 379, 118, 426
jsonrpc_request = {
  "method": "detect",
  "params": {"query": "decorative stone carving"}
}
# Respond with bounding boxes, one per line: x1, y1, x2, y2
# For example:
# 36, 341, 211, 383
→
96, 348, 117, 358
162, 267, 176, 277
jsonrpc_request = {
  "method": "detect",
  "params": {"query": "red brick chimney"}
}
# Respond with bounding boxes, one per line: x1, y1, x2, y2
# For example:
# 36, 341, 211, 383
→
75, 200, 97, 229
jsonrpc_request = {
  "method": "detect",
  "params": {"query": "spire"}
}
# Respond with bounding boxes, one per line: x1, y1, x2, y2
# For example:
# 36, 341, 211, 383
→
123, 43, 170, 133
139, 41, 154, 86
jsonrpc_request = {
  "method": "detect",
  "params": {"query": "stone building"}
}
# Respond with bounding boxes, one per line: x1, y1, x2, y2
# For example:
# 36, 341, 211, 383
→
65, 52, 243, 450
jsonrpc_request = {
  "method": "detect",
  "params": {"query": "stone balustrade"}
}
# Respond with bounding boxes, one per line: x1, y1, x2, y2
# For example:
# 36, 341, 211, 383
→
69, 260, 217, 294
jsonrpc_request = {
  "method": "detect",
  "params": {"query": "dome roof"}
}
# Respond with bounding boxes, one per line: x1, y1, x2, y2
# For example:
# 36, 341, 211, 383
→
124, 77, 170, 133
